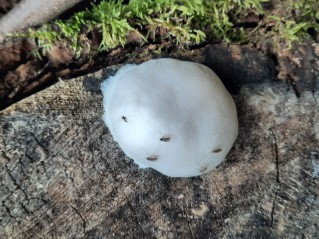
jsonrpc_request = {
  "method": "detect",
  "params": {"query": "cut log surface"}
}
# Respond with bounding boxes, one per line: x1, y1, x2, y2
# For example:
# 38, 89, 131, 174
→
0, 64, 319, 239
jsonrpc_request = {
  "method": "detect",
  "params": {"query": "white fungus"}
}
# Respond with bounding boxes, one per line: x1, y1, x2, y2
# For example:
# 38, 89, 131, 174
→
101, 58, 238, 177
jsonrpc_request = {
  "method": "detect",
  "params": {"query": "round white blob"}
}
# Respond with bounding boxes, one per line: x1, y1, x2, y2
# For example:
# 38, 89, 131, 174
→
101, 58, 238, 177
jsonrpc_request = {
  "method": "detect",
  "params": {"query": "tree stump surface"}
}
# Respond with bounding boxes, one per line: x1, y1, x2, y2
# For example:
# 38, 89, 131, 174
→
0, 60, 319, 238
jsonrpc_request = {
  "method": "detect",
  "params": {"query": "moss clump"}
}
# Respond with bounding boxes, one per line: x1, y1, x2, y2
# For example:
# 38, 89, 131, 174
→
11, 0, 319, 57
260, 0, 319, 49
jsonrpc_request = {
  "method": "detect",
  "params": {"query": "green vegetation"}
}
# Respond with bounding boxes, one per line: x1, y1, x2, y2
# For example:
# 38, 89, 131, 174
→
11, 0, 319, 57
265, 0, 319, 49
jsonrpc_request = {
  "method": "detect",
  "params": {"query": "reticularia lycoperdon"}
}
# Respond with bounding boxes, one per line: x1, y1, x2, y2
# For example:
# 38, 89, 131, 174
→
101, 58, 238, 177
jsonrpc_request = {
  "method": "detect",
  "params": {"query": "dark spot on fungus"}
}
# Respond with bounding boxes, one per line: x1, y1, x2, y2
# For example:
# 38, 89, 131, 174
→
147, 155, 158, 161
160, 135, 171, 142
212, 147, 222, 153
122, 116, 128, 122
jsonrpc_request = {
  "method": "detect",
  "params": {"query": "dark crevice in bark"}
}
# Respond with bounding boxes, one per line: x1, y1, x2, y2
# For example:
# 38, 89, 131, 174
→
70, 205, 86, 233
269, 128, 282, 227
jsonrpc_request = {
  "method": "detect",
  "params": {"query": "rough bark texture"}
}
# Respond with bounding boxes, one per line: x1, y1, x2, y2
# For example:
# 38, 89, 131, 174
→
0, 59, 319, 238
0, 0, 82, 35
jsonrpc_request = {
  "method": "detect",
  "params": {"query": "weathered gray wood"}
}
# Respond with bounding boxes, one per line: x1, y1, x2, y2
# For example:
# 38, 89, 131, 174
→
0, 63, 318, 238
0, 0, 82, 35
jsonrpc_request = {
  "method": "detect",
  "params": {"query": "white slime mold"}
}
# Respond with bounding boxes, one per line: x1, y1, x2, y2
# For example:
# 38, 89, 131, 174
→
101, 58, 238, 177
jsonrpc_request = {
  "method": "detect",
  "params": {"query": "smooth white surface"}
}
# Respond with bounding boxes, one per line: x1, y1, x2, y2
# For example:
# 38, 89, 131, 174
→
101, 58, 238, 177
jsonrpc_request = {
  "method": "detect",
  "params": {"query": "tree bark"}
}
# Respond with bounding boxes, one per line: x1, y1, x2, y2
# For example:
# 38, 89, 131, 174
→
0, 54, 319, 238
0, 0, 82, 35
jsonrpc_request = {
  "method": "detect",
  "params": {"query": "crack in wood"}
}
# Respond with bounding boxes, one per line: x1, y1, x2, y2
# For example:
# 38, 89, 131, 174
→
1, 151, 11, 162
269, 128, 282, 227
70, 205, 86, 233
24, 153, 36, 163
63, 163, 79, 195
125, 195, 148, 237
5, 165, 29, 201
20, 202, 31, 215
2, 202, 16, 227
30, 132, 49, 154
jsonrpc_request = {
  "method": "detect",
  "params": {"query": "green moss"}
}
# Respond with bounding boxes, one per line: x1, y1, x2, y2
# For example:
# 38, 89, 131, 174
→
9, 0, 319, 57
264, 0, 319, 49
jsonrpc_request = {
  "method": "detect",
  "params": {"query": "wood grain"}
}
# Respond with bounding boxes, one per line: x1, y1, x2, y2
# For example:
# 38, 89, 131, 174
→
0, 64, 318, 238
